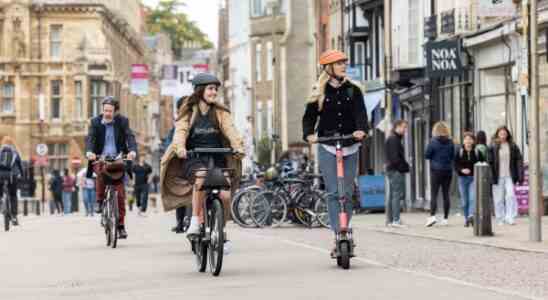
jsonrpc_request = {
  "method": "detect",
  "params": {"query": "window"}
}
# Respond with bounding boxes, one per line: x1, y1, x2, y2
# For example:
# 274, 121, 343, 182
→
47, 143, 68, 173
2, 83, 14, 114
408, 0, 420, 65
51, 80, 62, 120
354, 42, 365, 81
90, 80, 109, 118
256, 101, 263, 138
251, 0, 264, 17
256, 43, 262, 82
266, 41, 273, 81
75, 81, 83, 119
50, 25, 62, 59
267, 99, 273, 137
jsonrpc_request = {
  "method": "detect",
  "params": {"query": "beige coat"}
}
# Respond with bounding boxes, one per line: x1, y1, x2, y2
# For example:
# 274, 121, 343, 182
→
160, 102, 244, 211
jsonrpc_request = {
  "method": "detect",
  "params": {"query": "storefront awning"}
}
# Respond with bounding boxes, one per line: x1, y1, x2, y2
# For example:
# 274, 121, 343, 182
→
364, 89, 384, 121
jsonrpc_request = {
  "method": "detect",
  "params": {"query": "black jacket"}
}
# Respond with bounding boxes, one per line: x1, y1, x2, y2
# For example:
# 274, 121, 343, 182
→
85, 114, 137, 178
454, 146, 484, 177
489, 142, 524, 185
425, 137, 455, 171
385, 132, 410, 173
302, 81, 369, 147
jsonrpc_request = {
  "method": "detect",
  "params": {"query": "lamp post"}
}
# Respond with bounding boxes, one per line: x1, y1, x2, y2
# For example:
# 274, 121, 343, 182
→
267, 0, 280, 165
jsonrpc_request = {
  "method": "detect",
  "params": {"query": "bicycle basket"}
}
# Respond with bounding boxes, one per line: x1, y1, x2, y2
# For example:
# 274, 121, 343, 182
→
103, 160, 125, 181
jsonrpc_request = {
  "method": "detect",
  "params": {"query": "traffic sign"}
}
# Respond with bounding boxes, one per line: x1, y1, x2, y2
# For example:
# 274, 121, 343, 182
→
36, 144, 48, 156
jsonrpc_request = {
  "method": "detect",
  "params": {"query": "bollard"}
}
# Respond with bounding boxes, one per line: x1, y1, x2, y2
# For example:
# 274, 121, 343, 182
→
474, 163, 494, 236
36, 199, 41, 216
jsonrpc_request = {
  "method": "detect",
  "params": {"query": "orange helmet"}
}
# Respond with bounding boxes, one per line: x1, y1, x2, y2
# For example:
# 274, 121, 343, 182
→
319, 50, 348, 66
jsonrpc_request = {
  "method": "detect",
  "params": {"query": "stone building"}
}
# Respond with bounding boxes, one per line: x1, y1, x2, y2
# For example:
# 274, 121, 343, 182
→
0, 0, 146, 174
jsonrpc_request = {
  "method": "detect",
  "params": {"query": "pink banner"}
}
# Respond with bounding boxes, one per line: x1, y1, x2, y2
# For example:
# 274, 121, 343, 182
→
131, 64, 149, 79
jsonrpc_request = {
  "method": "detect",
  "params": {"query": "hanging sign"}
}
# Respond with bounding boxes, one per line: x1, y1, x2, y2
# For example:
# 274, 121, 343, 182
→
426, 40, 463, 78
131, 64, 149, 96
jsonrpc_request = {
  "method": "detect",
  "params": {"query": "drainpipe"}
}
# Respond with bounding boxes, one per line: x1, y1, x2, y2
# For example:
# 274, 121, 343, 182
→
278, 0, 292, 153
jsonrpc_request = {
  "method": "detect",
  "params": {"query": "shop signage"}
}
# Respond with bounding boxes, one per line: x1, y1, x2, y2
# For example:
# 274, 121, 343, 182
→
131, 64, 149, 96
440, 9, 455, 35
424, 15, 437, 40
478, 0, 515, 17
426, 40, 463, 78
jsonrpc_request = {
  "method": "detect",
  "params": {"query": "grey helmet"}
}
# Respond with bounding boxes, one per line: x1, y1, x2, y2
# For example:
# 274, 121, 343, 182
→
192, 73, 221, 90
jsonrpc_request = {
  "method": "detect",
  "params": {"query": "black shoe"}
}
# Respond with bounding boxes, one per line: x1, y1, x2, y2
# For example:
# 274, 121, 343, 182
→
118, 226, 128, 239
95, 202, 104, 214
12, 217, 19, 226
468, 216, 474, 227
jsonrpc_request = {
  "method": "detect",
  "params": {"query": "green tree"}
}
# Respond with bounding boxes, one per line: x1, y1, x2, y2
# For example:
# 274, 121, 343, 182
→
145, 0, 213, 57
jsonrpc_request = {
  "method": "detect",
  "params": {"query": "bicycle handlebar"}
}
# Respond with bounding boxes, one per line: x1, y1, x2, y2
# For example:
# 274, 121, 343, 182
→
187, 148, 236, 155
315, 134, 355, 143
91, 154, 130, 164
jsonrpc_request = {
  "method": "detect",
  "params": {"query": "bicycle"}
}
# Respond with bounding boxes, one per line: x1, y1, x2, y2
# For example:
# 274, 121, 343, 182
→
186, 147, 236, 276
93, 154, 128, 249
316, 134, 356, 270
0, 174, 13, 232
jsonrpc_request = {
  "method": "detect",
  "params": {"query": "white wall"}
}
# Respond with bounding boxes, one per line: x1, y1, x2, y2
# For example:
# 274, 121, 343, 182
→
392, 0, 426, 69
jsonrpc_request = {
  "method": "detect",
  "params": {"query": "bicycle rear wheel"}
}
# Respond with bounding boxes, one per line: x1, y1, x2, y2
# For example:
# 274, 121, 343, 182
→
208, 198, 225, 276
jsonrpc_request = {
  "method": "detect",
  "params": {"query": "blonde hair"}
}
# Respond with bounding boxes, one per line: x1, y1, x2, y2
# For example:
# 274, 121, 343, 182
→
432, 121, 450, 138
1, 136, 15, 146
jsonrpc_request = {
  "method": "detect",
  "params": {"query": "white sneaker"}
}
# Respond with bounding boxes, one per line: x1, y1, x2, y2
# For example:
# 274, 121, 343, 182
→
224, 240, 232, 255
506, 219, 516, 226
425, 216, 437, 227
440, 219, 448, 226
186, 218, 201, 235
390, 221, 408, 229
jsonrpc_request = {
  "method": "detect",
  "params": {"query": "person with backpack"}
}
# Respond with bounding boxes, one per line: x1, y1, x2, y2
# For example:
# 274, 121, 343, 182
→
489, 126, 524, 226
62, 169, 75, 215
454, 132, 485, 227
425, 122, 455, 227
0, 136, 24, 226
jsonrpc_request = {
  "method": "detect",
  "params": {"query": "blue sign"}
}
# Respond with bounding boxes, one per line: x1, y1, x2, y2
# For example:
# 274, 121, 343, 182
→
358, 175, 385, 209
346, 67, 363, 81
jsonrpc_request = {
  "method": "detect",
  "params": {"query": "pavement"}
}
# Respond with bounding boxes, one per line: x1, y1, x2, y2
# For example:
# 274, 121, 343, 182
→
353, 212, 548, 254
0, 209, 546, 300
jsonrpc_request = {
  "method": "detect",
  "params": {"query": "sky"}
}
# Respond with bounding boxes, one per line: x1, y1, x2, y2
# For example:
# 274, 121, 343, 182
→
141, 0, 220, 47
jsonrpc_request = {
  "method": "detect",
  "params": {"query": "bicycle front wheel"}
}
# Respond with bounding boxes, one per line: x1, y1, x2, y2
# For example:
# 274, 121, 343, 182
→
251, 191, 287, 228
3, 197, 9, 232
109, 191, 119, 249
208, 198, 225, 276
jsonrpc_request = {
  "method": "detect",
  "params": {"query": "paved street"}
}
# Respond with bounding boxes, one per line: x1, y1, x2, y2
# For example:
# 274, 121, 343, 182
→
0, 211, 546, 300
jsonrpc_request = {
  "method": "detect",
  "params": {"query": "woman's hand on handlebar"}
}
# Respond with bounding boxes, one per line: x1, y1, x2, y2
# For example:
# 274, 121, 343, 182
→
86, 152, 97, 161
176, 148, 187, 159
352, 130, 367, 141
127, 151, 137, 161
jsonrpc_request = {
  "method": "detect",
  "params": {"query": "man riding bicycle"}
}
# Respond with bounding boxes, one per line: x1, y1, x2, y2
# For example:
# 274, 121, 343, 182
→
0, 136, 24, 226
85, 96, 137, 239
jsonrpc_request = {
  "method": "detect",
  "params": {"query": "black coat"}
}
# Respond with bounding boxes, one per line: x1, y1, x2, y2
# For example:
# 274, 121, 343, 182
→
385, 132, 410, 173
85, 114, 137, 178
302, 81, 369, 147
454, 146, 484, 177
489, 142, 524, 185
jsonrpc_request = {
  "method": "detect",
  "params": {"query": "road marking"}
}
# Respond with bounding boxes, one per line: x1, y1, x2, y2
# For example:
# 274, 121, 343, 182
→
241, 230, 542, 300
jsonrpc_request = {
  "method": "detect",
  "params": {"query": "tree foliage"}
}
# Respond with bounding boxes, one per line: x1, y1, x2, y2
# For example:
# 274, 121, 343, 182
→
145, 0, 213, 56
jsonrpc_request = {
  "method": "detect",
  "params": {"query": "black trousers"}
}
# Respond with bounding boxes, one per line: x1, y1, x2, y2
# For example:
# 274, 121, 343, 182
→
0, 181, 18, 216
430, 170, 452, 219
176, 206, 187, 224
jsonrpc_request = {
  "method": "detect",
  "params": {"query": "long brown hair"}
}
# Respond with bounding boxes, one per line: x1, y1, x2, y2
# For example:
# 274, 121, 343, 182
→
179, 85, 228, 128
492, 126, 514, 145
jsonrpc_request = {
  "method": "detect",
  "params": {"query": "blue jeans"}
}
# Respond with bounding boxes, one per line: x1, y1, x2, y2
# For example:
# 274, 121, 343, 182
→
458, 176, 475, 220
318, 146, 358, 233
387, 171, 405, 223
135, 184, 149, 212
62, 192, 72, 214
83, 188, 96, 216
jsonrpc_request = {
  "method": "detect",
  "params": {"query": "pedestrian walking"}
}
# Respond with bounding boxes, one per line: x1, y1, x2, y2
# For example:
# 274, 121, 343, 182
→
489, 126, 524, 226
152, 174, 160, 193
62, 169, 75, 215
78, 168, 96, 216
385, 120, 410, 228
48, 170, 63, 215
454, 132, 484, 227
133, 156, 153, 216
425, 121, 455, 227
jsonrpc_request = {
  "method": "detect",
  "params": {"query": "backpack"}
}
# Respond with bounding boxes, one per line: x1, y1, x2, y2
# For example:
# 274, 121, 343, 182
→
0, 147, 15, 171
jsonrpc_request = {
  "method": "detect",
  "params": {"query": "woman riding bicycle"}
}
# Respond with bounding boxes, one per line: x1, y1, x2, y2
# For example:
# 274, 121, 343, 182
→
302, 50, 368, 256
161, 73, 244, 237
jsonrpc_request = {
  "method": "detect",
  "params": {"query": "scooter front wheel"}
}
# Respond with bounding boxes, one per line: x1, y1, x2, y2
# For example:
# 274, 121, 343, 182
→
338, 241, 351, 270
